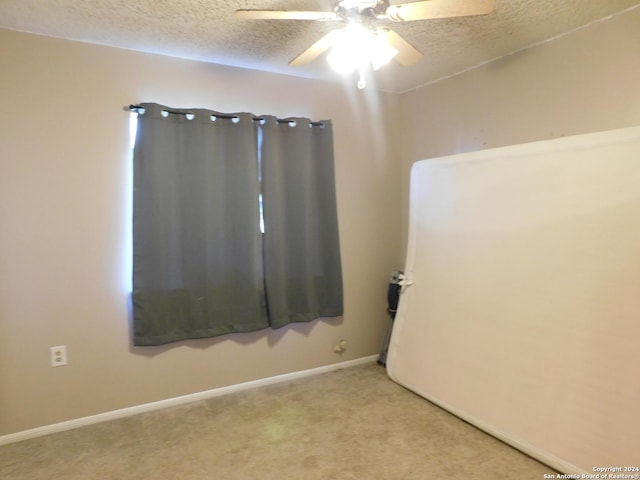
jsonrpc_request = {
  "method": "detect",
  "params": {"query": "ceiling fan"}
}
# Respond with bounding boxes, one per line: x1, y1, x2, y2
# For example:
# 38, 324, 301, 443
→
235, 0, 495, 88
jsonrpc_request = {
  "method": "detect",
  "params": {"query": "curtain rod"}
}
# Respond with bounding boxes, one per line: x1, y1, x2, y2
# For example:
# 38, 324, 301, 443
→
127, 105, 325, 127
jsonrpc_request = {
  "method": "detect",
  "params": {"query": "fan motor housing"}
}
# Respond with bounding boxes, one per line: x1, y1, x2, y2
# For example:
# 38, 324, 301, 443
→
335, 0, 388, 16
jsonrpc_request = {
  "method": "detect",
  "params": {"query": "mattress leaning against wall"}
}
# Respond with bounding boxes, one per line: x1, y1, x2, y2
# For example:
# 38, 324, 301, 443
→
386, 126, 640, 474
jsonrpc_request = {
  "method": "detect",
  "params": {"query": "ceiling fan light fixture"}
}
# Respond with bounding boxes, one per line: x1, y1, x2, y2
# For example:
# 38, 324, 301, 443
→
326, 24, 398, 79
326, 25, 368, 74
236, 0, 496, 87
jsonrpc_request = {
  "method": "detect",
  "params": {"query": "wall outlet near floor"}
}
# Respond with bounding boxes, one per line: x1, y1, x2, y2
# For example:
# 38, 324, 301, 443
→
50, 345, 68, 367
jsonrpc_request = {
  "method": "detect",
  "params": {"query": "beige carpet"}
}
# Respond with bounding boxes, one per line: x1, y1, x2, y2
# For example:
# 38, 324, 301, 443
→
1, 363, 554, 479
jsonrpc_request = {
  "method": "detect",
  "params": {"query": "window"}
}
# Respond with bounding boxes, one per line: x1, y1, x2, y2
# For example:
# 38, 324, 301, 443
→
130, 104, 343, 346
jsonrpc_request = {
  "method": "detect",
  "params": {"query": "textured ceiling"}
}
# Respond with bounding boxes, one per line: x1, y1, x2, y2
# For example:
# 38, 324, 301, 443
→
1, 0, 639, 93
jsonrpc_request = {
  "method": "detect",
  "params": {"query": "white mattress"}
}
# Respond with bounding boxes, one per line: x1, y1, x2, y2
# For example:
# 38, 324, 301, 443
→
387, 126, 640, 474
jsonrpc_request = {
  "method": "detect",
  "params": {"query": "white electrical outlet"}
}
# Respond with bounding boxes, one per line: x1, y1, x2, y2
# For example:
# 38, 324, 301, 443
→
50, 345, 68, 367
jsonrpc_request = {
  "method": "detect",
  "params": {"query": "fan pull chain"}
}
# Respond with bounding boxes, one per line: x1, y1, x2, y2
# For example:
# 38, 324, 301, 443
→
357, 66, 366, 89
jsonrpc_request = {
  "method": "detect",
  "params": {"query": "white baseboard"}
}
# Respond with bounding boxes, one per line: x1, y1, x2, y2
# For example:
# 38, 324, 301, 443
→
0, 355, 378, 446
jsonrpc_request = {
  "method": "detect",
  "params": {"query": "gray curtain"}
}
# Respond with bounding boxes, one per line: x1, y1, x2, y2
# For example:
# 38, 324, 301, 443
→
132, 105, 343, 346
260, 117, 343, 329
132, 104, 269, 346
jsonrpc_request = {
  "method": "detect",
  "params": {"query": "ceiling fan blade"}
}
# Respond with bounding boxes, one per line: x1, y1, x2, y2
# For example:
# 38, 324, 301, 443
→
385, 0, 495, 22
234, 9, 338, 21
380, 29, 423, 66
289, 30, 343, 66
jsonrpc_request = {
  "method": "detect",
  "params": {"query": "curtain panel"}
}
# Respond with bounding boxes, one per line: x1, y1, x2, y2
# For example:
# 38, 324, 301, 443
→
132, 104, 342, 346
260, 116, 343, 329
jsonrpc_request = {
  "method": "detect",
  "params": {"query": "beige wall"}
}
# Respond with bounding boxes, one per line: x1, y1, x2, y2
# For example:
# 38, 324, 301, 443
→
0, 28, 403, 435
2, 4, 639, 437
398, 6, 640, 250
